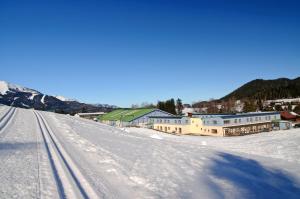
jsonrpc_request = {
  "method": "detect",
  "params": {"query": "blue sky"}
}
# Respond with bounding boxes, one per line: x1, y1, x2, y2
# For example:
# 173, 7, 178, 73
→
1, 0, 299, 107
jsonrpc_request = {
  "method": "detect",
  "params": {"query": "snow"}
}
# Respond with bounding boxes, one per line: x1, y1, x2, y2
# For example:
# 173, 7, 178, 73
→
29, 93, 38, 100
0, 80, 40, 95
41, 95, 46, 104
55, 95, 74, 102
150, 134, 163, 140
0, 105, 300, 198
0, 81, 9, 95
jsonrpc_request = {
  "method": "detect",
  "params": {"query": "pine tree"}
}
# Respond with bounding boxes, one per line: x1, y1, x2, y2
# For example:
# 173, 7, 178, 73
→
176, 98, 183, 115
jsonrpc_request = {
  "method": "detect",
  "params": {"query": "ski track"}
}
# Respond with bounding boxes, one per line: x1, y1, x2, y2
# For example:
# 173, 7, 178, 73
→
34, 111, 99, 199
0, 105, 300, 199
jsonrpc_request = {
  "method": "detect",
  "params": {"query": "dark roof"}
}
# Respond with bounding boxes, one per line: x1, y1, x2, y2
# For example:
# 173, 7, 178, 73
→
149, 116, 183, 119
220, 112, 279, 119
192, 113, 232, 116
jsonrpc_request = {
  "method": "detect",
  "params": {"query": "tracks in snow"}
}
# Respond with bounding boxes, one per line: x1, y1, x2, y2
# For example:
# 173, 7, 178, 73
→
0, 107, 17, 137
34, 111, 100, 199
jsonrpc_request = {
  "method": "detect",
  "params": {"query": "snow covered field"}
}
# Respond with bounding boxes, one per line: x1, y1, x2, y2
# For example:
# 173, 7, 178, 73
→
0, 105, 300, 199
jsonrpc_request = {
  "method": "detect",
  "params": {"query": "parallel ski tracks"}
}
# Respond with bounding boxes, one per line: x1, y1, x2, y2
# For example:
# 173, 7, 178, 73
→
0, 107, 17, 137
34, 111, 99, 199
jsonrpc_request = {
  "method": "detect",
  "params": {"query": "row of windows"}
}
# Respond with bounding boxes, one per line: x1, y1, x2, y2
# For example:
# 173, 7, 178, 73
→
156, 126, 182, 133
223, 115, 277, 125
155, 119, 189, 124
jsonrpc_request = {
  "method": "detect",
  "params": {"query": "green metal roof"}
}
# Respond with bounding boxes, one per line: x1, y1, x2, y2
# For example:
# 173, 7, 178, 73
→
99, 108, 156, 122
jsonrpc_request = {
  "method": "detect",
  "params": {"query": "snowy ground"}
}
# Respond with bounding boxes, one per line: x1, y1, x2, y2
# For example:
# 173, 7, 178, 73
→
0, 105, 300, 199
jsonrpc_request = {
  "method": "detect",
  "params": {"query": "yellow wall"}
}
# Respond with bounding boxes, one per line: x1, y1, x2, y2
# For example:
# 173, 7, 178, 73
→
153, 117, 224, 136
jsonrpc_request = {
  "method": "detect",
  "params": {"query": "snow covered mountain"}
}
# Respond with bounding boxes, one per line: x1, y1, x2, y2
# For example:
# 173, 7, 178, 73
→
0, 80, 115, 114
55, 95, 76, 102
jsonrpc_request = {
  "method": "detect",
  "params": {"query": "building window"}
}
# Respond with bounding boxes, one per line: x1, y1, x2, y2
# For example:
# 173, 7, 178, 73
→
213, 120, 217, 124
239, 119, 241, 123
186, 120, 189, 124
234, 119, 238, 123
178, 120, 181, 124
211, 129, 217, 134
175, 120, 177, 124
224, 120, 230, 124
168, 127, 170, 130
179, 128, 182, 133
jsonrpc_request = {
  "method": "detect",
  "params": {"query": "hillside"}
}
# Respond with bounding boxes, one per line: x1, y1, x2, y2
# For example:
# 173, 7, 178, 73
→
0, 80, 115, 114
221, 77, 300, 101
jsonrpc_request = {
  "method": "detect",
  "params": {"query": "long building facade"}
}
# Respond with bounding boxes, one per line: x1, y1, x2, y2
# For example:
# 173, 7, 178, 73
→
150, 112, 281, 136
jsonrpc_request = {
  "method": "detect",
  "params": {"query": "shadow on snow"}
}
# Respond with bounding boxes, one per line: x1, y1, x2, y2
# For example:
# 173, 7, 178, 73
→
208, 152, 300, 199
0, 141, 37, 151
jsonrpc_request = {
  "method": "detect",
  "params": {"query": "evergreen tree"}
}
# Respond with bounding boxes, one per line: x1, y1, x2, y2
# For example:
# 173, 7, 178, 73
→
157, 98, 176, 114
243, 100, 256, 112
176, 98, 183, 115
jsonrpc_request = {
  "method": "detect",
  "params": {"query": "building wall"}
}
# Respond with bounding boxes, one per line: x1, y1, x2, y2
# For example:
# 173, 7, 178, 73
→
130, 110, 173, 127
153, 117, 224, 136
202, 113, 280, 127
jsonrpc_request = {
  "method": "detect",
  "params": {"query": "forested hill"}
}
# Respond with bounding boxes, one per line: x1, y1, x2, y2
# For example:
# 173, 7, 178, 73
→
221, 77, 300, 100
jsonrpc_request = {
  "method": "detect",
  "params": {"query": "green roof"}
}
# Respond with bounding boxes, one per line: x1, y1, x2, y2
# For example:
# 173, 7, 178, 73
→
99, 108, 156, 122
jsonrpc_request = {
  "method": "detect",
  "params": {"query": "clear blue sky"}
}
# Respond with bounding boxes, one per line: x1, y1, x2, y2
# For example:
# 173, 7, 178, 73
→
1, 0, 299, 107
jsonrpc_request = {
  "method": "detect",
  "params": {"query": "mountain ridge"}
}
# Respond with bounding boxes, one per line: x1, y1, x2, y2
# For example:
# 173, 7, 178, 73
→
0, 80, 116, 114
221, 77, 300, 101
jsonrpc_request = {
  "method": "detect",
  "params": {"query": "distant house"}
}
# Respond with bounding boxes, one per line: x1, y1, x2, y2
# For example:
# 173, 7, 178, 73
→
99, 108, 173, 127
75, 112, 106, 121
151, 112, 281, 136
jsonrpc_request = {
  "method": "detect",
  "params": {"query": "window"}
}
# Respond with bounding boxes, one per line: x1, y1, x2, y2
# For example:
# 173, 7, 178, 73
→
211, 129, 218, 134
255, 117, 258, 121
234, 119, 238, 123
213, 120, 217, 124
178, 120, 181, 124
175, 120, 177, 124
185, 120, 189, 124
179, 128, 182, 133
224, 120, 230, 124
168, 127, 170, 130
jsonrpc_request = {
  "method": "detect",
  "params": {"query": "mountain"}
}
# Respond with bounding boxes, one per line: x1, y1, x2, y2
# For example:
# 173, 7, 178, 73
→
221, 77, 300, 101
0, 80, 116, 114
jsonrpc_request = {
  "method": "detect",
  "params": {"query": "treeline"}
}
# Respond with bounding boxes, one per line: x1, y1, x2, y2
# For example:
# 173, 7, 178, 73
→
131, 98, 184, 115
157, 98, 183, 115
